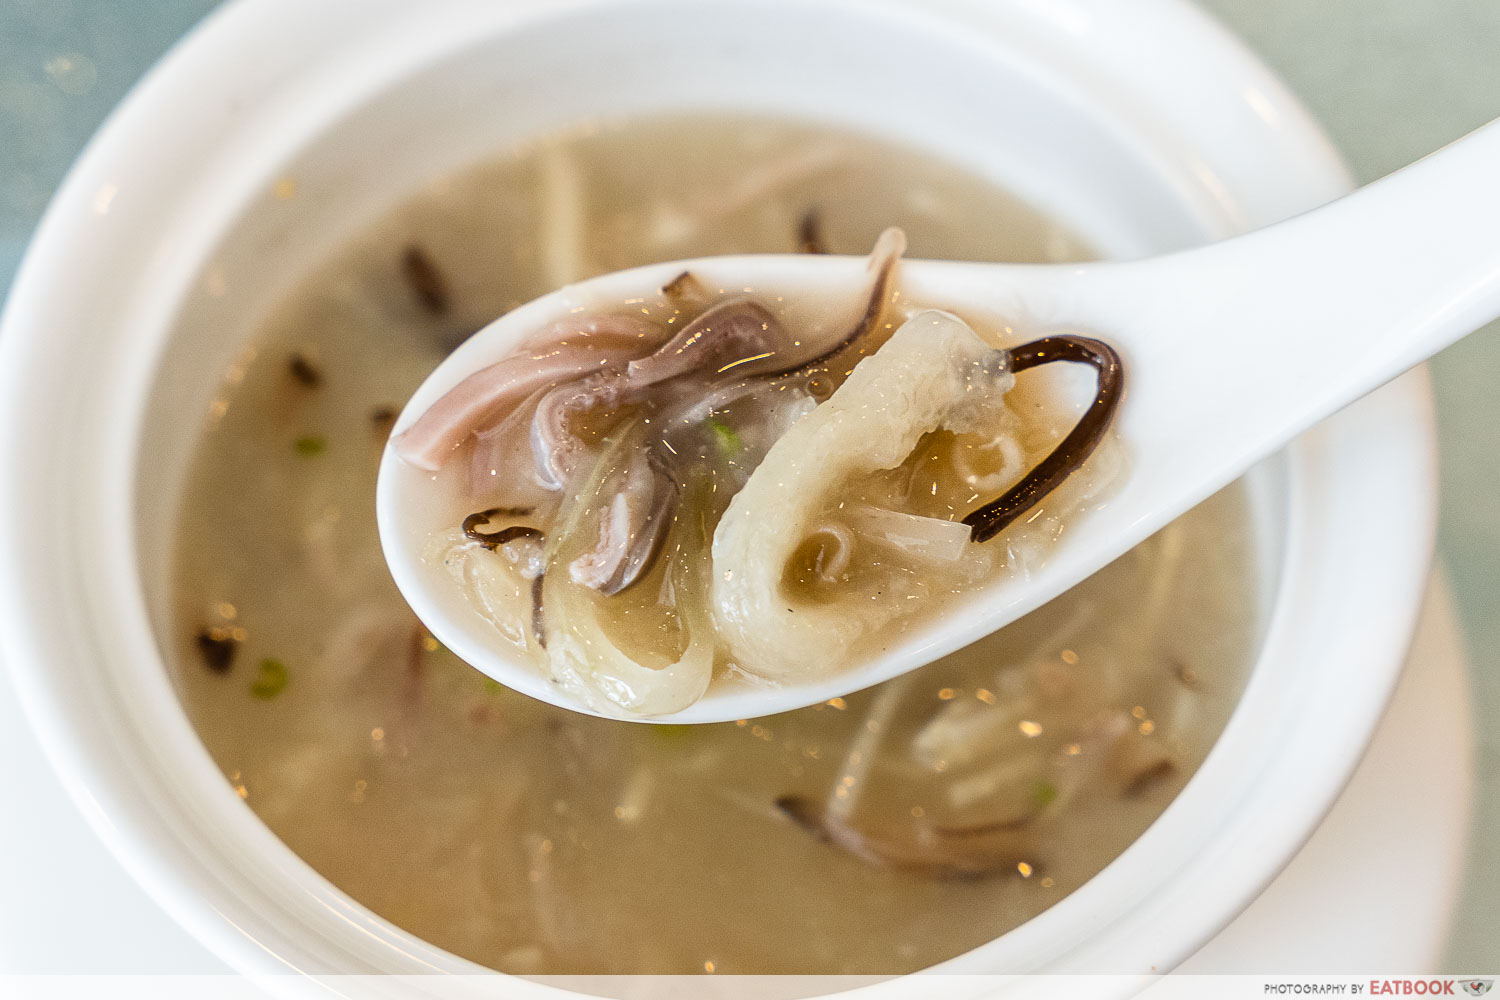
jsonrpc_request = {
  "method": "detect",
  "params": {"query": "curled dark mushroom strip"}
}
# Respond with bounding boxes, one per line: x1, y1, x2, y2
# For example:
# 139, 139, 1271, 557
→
462, 506, 543, 550
962, 335, 1124, 543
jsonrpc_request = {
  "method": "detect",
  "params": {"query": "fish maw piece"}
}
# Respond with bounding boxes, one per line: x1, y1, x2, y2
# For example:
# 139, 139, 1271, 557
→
710, 310, 1015, 681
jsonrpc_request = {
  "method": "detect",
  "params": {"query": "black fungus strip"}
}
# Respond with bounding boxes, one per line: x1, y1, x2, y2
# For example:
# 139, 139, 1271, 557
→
401, 245, 450, 315
797, 208, 827, 254
461, 507, 543, 550
195, 629, 238, 673
287, 353, 322, 387
370, 405, 398, 432
531, 574, 547, 649
962, 335, 1123, 544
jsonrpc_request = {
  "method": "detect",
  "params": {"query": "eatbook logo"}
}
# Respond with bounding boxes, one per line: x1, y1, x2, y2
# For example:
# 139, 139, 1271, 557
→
1462, 982, 1493, 997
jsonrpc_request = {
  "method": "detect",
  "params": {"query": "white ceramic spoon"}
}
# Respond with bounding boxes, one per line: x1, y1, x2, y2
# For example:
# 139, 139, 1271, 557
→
378, 119, 1500, 723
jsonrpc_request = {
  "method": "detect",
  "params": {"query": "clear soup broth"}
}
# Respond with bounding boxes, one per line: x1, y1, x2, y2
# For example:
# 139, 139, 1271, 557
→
169, 116, 1257, 974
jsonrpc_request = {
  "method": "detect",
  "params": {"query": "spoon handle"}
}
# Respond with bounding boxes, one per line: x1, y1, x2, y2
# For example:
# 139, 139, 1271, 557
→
916, 118, 1500, 540
1118, 115, 1500, 472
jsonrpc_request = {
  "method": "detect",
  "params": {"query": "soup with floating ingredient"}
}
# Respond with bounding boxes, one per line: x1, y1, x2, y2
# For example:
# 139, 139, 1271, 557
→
169, 116, 1258, 975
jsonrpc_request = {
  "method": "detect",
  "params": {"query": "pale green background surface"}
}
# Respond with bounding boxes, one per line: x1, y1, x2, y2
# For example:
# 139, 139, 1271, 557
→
0, 0, 1494, 970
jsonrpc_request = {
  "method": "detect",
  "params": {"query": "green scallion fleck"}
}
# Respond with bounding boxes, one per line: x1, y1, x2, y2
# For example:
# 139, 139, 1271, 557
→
293, 434, 327, 457
1031, 780, 1059, 809
651, 724, 693, 744
250, 658, 289, 700
705, 417, 742, 457
482, 677, 504, 694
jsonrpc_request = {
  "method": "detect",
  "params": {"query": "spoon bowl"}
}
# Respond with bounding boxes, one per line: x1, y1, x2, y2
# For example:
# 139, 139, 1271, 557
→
378, 119, 1500, 723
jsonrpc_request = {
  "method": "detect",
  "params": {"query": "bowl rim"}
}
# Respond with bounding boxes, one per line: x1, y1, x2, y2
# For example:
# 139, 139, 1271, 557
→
0, 0, 1436, 990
